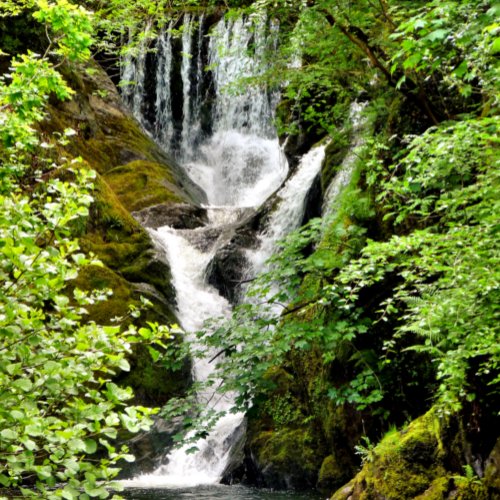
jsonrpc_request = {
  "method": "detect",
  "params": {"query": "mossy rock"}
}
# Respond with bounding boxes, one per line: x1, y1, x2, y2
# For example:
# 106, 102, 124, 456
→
318, 454, 352, 493
414, 476, 489, 500
104, 160, 184, 212
43, 59, 204, 205
331, 410, 445, 500
484, 437, 500, 497
247, 428, 321, 489
331, 409, 497, 500
80, 175, 175, 306
81, 175, 152, 271
30, 59, 197, 410
68, 264, 136, 324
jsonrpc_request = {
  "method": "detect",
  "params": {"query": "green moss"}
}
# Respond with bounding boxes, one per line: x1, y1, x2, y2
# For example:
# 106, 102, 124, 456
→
117, 343, 191, 406
68, 264, 136, 324
251, 428, 321, 481
80, 176, 151, 269
104, 160, 184, 212
318, 454, 350, 492
414, 476, 489, 500
484, 437, 500, 492
332, 410, 445, 500
414, 476, 451, 499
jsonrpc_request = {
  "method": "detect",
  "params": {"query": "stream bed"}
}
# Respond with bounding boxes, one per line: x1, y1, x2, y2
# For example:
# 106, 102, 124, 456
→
122, 484, 325, 499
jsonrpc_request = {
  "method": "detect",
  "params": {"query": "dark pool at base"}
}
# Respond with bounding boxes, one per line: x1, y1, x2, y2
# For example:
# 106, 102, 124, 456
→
121, 484, 326, 499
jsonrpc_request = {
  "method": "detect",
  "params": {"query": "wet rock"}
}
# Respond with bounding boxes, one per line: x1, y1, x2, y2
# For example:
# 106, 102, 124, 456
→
206, 234, 255, 304
119, 416, 186, 478
242, 429, 321, 490
133, 203, 208, 230
302, 173, 323, 225
317, 454, 352, 493
205, 210, 261, 304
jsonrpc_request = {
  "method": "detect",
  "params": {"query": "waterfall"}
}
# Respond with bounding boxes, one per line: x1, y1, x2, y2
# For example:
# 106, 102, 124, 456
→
322, 101, 368, 218
122, 13, 288, 208
155, 22, 174, 148
120, 13, 290, 488
120, 10, 369, 491
180, 14, 194, 156
183, 15, 286, 206
248, 144, 327, 273
124, 225, 243, 487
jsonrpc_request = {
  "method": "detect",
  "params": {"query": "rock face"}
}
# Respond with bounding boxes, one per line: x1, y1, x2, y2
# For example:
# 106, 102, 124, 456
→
133, 203, 208, 230
42, 60, 203, 406
206, 221, 258, 303
243, 428, 322, 490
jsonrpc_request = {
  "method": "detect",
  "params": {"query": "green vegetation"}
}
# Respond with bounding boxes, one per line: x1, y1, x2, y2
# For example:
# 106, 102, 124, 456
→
0, 1, 177, 497
1, 0, 498, 497
158, 0, 499, 494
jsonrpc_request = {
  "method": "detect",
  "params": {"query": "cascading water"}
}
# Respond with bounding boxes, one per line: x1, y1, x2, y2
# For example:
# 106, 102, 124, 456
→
322, 101, 369, 218
124, 224, 244, 487
122, 13, 288, 207
121, 13, 289, 488
248, 143, 327, 273
120, 12, 368, 493
154, 22, 174, 147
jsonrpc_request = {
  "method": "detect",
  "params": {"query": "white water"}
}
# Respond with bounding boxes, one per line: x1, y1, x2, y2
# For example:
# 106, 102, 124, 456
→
121, 14, 290, 488
124, 226, 242, 488
155, 22, 174, 147
248, 144, 327, 273
122, 13, 288, 207
322, 102, 368, 218
182, 15, 286, 205
121, 13, 368, 491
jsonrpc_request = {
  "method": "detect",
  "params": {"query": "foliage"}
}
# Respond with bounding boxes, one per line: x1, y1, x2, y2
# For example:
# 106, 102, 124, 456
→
389, 0, 499, 105
0, 1, 173, 497
167, 110, 498, 438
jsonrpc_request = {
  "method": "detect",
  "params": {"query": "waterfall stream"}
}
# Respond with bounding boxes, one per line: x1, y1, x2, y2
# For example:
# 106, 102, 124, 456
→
122, 13, 290, 487
121, 12, 366, 491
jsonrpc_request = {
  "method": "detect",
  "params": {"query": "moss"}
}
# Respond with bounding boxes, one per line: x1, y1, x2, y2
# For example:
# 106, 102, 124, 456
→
68, 264, 137, 324
318, 454, 351, 492
414, 476, 489, 500
249, 428, 322, 489
120, 250, 176, 306
117, 343, 191, 407
414, 476, 451, 499
332, 410, 445, 500
485, 438, 500, 496
104, 160, 184, 212
80, 176, 151, 269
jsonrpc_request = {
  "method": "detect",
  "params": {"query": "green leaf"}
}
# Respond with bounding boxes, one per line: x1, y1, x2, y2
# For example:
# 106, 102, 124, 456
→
84, 439, 97, 454
13, 378, 32, 392
423, 29, 449, 41
1, 429, 18, 440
